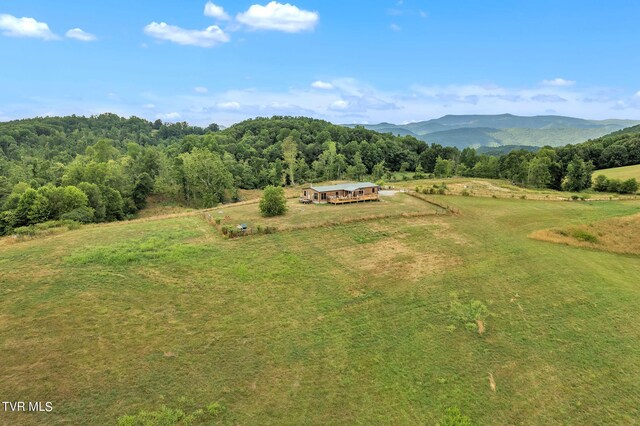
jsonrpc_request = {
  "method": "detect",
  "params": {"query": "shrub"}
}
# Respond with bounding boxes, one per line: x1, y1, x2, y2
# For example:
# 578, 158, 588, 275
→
60, 206, 95, 223
620, 178, 639, 194
66, 221, 81, 230
259, 186, 287, 217
593, 174, 609, 192
0, 210, 16, 235
461, 190, 471, 197
118, 400, 225, 426
597, 177, 640, 194
438, 407, 472, 426
117, 406, 186, 426
263, 226, 277, 234
207, 402, 226, 416
437, 188, 446, 195
450, 296, 489, 333
606, 179, 621, 193
571, 229, 598, 243
12, 220, 81, 238
215, 218, 222, 225
12, 226, 37, 237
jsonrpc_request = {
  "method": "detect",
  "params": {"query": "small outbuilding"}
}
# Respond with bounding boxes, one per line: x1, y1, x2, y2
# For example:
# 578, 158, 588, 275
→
300, 182, 381, 204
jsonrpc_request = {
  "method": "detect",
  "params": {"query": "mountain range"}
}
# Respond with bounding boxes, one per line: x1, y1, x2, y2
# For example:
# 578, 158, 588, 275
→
346, 114, 640, 149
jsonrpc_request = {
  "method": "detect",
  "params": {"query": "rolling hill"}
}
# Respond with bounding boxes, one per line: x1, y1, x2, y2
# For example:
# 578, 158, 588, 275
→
2, 188, 640, 424
347, 114, 640, 149
594, 164, 640, 182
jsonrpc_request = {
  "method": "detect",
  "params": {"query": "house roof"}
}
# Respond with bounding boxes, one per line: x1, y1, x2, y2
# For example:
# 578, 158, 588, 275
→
310, 182, 379, 193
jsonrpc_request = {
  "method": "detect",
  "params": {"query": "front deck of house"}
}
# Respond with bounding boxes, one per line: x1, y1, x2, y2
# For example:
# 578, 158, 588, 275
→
327, 194, 380, 204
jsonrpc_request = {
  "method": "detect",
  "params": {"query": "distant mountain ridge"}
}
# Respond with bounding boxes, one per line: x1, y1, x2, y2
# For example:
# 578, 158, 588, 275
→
346, 114, 640, 149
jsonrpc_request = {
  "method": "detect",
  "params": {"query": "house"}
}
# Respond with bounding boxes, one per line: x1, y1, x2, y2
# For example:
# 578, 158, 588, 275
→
300, 182, 381, 204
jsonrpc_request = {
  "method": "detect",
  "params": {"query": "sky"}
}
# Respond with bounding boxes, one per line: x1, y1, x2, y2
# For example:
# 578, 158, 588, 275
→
1, 0, 640, 126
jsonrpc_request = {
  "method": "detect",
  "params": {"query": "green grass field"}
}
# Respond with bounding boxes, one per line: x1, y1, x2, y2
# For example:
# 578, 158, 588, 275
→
594, 164, 640, 182
1, 191, 640, 424
393, 177, 639, 200
210, 192, 442, 232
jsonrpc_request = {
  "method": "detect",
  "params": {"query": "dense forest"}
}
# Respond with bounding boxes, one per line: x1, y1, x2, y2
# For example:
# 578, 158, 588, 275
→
1, 114, 639, 235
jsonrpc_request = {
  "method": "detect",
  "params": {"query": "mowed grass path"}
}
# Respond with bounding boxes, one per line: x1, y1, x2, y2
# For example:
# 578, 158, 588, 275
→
595, 164, 640, 182
1, 197, 639, 424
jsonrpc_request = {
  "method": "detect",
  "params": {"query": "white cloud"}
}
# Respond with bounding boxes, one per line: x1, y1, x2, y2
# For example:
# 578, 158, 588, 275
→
65, 28, 96, 41
635, 91, 640, 98
542, 78, 576, 87
311, 81, 334, 90
204, 2, 230, 20
144, 22, 230, 47
330, 100, 349, 110
7, 78, 640, 128
217, 101, 241, 110
390, 23, 402, 32
237, 2, 319, 33
531, 94, 567, 103
0, 14, 58, 40
194, 86, 209, 93
157, 112, 181, 121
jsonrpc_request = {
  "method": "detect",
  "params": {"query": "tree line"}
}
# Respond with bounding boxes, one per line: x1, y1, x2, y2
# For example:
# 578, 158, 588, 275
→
1, 114, 639, 235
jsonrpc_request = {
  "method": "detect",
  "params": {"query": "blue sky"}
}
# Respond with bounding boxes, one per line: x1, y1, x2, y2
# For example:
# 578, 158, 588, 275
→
1, 0, 639, 126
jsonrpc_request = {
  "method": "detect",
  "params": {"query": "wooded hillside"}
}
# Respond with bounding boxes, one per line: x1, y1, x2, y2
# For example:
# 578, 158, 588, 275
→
1, 114, 639, 235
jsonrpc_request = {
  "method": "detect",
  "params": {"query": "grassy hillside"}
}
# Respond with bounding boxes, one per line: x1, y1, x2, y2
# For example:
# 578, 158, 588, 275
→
1, 188, 640, 424
595, 164, 640, 182
422, 127, 627, 148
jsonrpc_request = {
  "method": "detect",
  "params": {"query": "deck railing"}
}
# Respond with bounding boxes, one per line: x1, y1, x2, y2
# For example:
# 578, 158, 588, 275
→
327, 194, 379, 204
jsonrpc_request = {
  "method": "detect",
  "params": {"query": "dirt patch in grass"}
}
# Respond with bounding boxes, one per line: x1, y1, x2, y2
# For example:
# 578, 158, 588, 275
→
529, 213, 640, 255
430, 220, 473, 247
384, 216, 472, 247
489, 373, 497, 392
0, 235, 22, 248
1, 266, 61, 283
477, 320, 485, 335
332, 237, 461, 282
